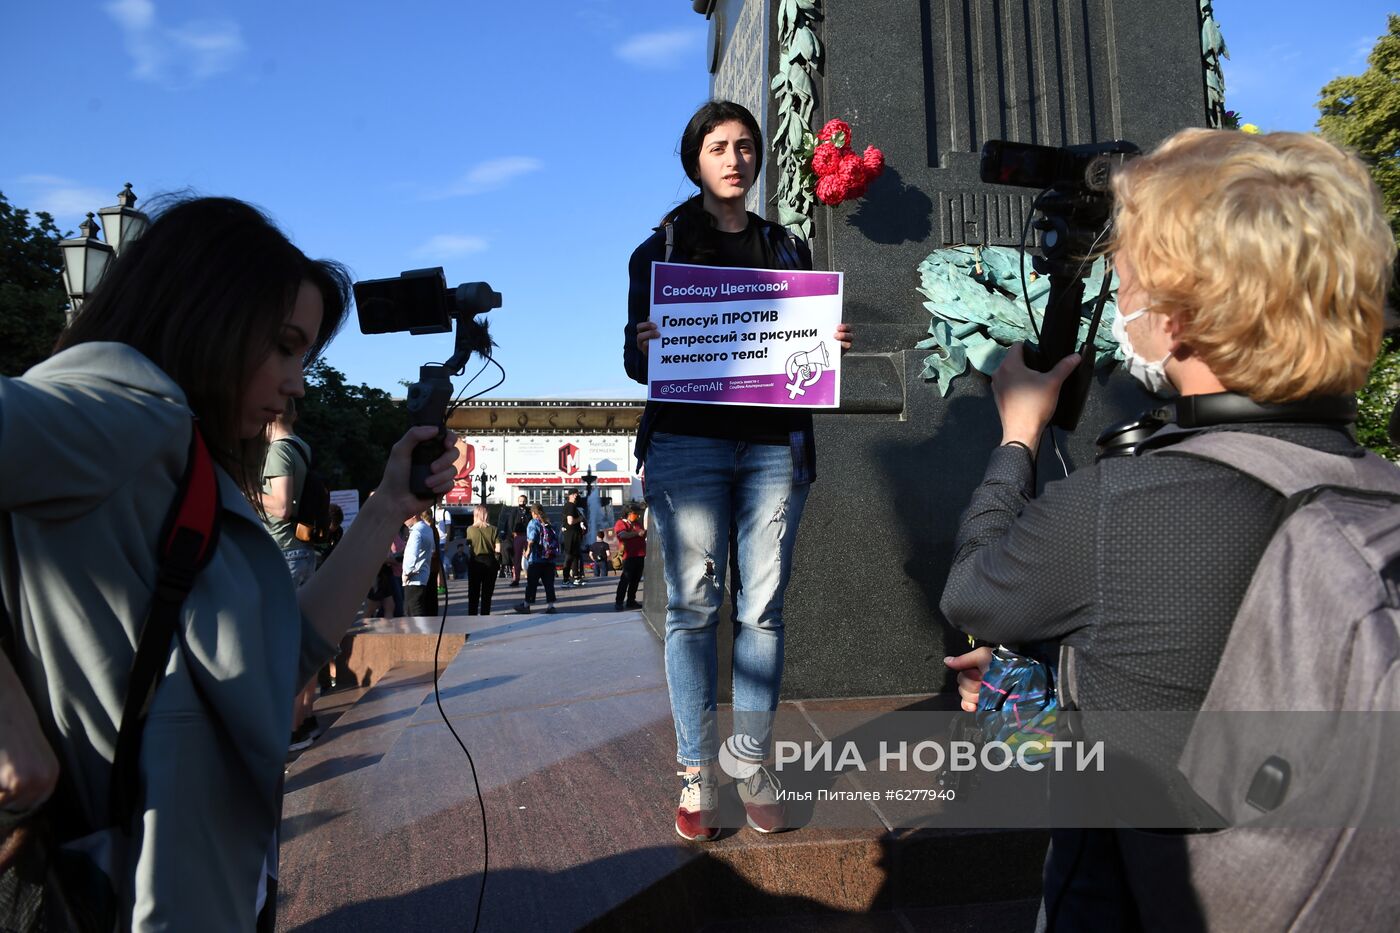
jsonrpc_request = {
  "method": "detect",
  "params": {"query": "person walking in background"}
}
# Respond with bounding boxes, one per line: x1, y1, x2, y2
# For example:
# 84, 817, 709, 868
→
388, 524, 407, 616
613, 506, 646, 611
433, 524, 446, 597
589, 531, 611, 577
466, 504, 501, 615
560, 512, 585, 586
514, 503, 558, 615
496, 506, 514, 581
501, 493, 531, 586
317, 503, 349, 694
402, 510, 437, 616
317, 503, 344, 568
260, 399, 321, 750
623, 100, 852, 841
563, 489, 588, 584
435, 506, 454, 579
260, 399, 315, 583
364, 555, 395, 620
450, 542, 469, 580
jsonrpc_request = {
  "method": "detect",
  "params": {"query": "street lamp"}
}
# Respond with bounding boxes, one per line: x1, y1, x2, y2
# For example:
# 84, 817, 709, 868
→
474, 468, 496, 506
59, 185, 150, 324
58, 213, 113, 321
97, 183, 149, 255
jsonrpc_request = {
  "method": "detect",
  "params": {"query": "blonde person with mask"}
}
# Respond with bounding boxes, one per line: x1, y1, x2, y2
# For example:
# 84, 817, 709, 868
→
940, 129, 1395, 930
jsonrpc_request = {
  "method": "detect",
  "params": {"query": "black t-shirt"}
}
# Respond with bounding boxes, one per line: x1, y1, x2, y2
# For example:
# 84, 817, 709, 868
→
504, 506, 529, 534
650, 219, 804, 447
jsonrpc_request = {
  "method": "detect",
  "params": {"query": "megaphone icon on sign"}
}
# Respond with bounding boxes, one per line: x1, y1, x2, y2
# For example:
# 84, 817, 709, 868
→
785, 342, 830, 399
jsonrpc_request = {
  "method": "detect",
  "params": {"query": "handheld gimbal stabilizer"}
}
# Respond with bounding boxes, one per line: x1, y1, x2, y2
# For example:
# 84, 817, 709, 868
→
980, 139, 1140, 430
353, 268, 503, 498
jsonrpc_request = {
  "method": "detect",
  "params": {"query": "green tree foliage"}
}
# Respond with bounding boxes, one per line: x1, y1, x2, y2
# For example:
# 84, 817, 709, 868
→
1318, 16, 1400, 461
1357, 336, 1400, 462
1318, 14, 1400, 244
0, 191, 69, 376
296, 360, 406, 500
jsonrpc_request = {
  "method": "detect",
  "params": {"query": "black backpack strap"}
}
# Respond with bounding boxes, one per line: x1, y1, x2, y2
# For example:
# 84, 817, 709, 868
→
276, 436, 311, 470
108, 420, 222, 832
764, 224, 803, 270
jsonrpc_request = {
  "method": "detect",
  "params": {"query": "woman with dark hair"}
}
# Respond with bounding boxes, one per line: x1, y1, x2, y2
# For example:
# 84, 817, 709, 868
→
624, 100, 852, 841
0, 196, 459, 928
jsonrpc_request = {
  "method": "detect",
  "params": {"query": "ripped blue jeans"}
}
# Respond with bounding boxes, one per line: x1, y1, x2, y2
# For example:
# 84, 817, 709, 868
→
644, 432, 811, 767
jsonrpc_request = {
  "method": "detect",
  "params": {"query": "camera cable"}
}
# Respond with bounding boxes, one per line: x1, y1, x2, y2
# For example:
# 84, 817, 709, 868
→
430, 353, 507, 933
1018, 187, 1053, 339
1041, 259, 1116, 479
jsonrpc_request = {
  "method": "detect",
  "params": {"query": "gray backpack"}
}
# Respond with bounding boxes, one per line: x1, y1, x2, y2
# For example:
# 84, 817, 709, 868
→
1112, 432, 1400, 931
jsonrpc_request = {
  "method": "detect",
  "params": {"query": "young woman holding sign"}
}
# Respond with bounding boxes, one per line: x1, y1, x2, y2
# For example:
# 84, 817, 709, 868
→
624, 100, 852, 841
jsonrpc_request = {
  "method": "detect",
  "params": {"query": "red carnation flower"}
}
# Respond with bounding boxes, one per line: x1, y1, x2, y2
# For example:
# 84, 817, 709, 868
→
861, 145, 885, 177
815, 174, 848, 206
818, 119, 852, 146
811, 142, 842, 177
836, 151, 867, 186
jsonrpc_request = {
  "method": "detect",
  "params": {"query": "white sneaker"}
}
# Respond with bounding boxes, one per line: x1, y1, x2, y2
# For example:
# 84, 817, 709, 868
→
736, 764, 786, 833
675, 768, 720, 841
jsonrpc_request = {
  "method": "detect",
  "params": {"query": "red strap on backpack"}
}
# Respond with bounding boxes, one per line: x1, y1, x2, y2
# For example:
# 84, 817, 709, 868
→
108, 420, 221, 831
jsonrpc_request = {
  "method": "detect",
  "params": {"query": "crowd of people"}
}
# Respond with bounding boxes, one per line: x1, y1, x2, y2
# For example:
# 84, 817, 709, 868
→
0, 94, 1395, 930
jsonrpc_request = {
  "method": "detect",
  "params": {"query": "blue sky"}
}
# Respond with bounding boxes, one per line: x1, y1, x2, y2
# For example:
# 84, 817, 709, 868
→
1, 1, 1392, 399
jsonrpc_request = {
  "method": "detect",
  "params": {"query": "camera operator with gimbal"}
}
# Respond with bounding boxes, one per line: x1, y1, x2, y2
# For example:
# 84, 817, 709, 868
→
0, 196, 461, 930
940, 128, 1395, 930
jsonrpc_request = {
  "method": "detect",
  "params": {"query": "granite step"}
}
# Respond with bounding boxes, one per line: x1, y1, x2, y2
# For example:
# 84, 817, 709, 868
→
277, 660, 441, 916
274, 612, 1046, 932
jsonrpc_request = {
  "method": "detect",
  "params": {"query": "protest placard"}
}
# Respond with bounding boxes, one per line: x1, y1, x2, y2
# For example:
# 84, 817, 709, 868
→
648, 262, 843, 408
330, 489, 360, 529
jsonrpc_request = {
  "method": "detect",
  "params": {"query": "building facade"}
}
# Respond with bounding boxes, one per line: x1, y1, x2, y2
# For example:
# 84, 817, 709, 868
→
444, 399, 644, 511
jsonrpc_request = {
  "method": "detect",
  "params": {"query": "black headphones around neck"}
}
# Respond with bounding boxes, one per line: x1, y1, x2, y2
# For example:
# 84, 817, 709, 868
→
1095, 392, 1357, 460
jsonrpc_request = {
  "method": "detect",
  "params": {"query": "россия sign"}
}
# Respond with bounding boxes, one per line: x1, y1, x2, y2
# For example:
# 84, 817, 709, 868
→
648, 262, 843, 408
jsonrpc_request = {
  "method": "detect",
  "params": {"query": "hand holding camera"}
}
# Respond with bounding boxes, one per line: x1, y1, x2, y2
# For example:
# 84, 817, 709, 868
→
993, 343, 1081, 453
374, 425, 460, 519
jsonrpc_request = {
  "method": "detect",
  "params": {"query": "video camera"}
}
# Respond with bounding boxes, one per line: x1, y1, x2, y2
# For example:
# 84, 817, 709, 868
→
980, 139, 1140, 429
353, 268, 503, 498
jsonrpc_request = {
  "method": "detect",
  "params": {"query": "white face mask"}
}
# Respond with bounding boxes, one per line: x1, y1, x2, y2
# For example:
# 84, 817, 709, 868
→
1112, 307, 1176, 396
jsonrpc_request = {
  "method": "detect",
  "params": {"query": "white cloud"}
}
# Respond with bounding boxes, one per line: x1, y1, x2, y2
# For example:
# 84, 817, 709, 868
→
104, 0, 245, 87
1350, 33, 1378, 64
12, 175, 114, 221
615, 29, 703, 69
425, 156, 545, 199
414, 234, 490, 259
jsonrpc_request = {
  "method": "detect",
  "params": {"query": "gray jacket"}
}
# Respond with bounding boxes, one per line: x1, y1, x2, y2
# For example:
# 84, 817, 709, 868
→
0, 343, 334, 930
